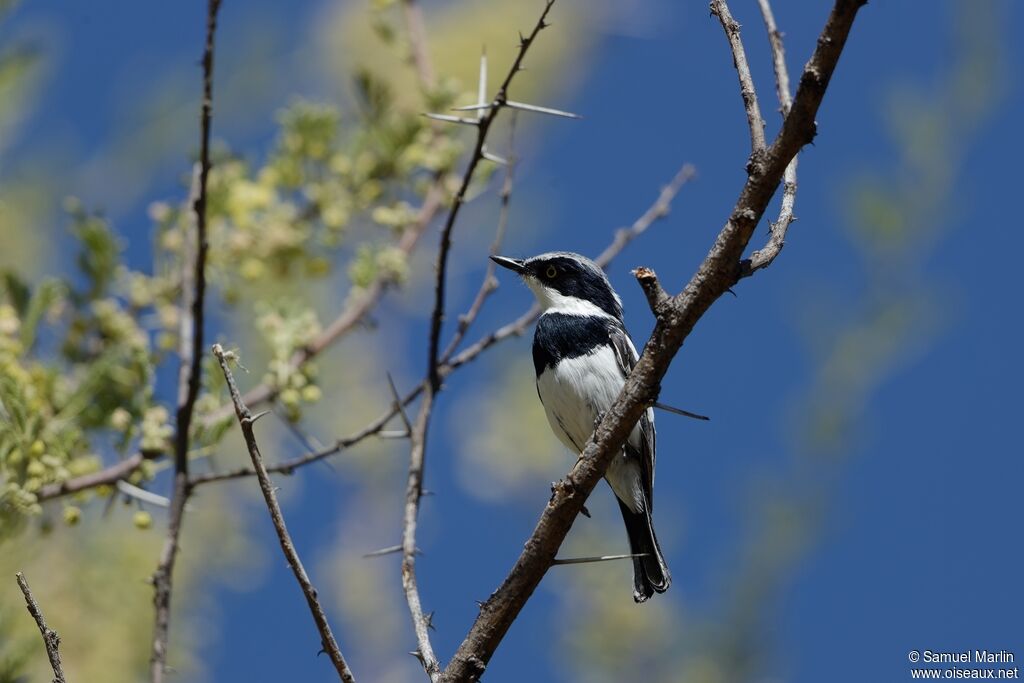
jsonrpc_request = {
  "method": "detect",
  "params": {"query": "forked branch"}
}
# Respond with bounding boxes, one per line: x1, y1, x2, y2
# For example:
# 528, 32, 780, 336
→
442, 1, 867, 679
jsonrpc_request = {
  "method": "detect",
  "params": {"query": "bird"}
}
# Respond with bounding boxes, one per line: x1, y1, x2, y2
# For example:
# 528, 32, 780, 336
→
490, 251, 670, 602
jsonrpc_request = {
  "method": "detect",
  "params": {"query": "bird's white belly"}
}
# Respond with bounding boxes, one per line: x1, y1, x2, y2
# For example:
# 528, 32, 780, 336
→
536, 346, 645, 511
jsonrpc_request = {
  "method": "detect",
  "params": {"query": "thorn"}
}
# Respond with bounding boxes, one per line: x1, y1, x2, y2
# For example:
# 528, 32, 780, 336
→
116, 481, 172, 507
481, 149, 509, 165
386, 372, 413, 432
424, 611, 436, 631
249, 409, 271, 423
580, 504, 591, 518
362, 544, 402, 558
451, 103, 493, 112
726, 288, 738, 298
504, 100, 581, 119
422, 112, 481, 126
653, 401, 710, 421
477, 49, 488, 121
378, 429, 411, 439
551, 552, 649, 566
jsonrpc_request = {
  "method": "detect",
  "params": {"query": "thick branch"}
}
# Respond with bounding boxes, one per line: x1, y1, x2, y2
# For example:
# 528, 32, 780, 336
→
442, 2, 866, 679
213, 345, 356, 683
15, 573, 68, 683
710, 0, 767, 156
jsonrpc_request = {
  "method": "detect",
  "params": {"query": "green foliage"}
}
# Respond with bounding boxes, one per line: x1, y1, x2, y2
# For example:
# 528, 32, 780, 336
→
0, 35, 478, 530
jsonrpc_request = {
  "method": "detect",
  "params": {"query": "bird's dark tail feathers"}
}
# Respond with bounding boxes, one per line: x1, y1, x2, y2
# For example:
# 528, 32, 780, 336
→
616, 498, 671, 603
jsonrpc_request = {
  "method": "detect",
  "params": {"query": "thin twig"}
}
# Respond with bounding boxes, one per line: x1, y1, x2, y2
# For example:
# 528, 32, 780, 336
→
150, 2, 220, 679
740, 0, 798, 278
274, 407, 327, 453
189, 381, 425, 486
401, 0, 435, 91
442, 2, 867, 679
710, 0, 767, 158
592, 164, 696, 268
408, 7, 560, 677
15, 573, 68, 683
426, 0, 559, 392
403, 393, 441, 681
440, 114, 519, 364
212, 345, 356, 683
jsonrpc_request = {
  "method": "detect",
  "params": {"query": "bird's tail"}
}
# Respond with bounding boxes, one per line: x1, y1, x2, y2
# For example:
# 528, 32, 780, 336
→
616, 497, 671, 603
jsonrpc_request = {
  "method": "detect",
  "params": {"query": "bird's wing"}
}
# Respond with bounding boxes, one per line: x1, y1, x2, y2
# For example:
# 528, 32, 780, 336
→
607, 322, 657, 508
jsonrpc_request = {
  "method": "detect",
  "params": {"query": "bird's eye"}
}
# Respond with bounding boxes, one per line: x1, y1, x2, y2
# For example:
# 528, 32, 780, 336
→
545, 265, 558, 279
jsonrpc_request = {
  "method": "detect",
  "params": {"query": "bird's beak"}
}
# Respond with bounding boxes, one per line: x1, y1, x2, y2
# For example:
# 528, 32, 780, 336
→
490, 255, 527, 275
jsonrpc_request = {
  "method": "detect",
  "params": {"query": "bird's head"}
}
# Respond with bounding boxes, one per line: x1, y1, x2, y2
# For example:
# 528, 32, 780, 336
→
490, 251, 623, 321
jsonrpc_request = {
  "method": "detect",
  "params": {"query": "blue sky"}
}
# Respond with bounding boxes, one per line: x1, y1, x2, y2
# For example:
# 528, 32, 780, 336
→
4, 0, 1022, 681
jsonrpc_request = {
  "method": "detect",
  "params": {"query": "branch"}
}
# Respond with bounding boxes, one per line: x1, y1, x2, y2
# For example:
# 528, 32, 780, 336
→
591, 164, 696, 268
201, 180, 444, 426
41, 161, 694, 499
213, 345, 356, 683
740, 0, 798, 278
426, 0, 559, 392
401, 0, 436, 91
710, 0, 767, 157
201, 0, 445, 428
150, 2, 220, 679
440, 114, 518, 364
442, 2, 866, 679
15, 573, 68, 683
406, 6, 561, 675
188, 380, 425, 486
403, 393, 441, 681
36, 451, 148, 501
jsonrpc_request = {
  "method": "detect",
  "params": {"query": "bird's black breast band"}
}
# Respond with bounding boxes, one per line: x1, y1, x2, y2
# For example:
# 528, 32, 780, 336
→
532, 313, 618, 376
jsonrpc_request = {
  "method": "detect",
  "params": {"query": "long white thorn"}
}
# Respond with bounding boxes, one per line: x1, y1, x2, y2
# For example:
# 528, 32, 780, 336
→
477, 48, 488, 122
422, 112, 481, 126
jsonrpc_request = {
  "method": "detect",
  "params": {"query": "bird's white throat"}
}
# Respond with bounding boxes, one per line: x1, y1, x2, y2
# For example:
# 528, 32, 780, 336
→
524, 276, 618, 319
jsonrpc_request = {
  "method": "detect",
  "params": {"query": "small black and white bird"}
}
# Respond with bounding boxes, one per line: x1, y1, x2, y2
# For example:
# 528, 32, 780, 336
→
491, 251, 670, 602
